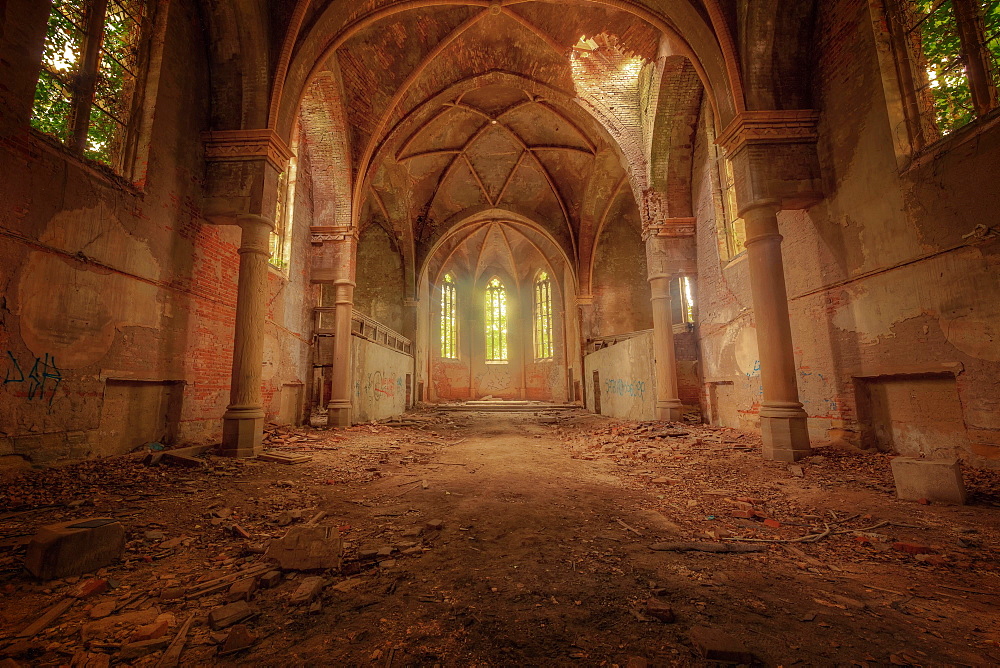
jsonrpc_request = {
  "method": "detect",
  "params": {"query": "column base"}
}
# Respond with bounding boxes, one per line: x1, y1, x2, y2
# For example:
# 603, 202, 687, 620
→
655, 401, 683, 422
760, 412, 811, 462
220, 408, 264, 458
327, 401, 352, 428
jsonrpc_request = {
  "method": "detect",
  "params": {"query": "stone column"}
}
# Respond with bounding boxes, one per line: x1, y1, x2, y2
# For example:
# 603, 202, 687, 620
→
742, 201, 810, 461
327, 277, 356, 427
221, 214, 274, 458
645, 232, 685, 422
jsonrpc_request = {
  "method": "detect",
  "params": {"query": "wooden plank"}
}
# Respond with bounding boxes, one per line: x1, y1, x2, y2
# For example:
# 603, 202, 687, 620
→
18, 598, 73, 638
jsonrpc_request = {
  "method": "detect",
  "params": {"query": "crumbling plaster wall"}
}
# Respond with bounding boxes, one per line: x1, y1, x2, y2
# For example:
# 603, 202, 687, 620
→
694, 0, 1000, 467
0, 0, 312, 465
583, 332, 656, 421
351, 337, 413, 424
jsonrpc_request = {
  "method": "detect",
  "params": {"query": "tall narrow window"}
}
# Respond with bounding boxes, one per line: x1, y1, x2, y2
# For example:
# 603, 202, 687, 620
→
484, 277, 508, 363
440, 274, 458, 359
671, 276, 696, 325
270, 149, 297, 271
32, 0, 149, 170
533, 271, 554, 360
719, 154, 747, 260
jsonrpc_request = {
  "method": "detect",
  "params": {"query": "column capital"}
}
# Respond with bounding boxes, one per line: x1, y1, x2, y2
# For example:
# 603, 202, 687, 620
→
717, 110, 823, 211
716, 110, 820, 156
202, 128, 293, 172
310, 225, 358, 245
642, 217, 697, 241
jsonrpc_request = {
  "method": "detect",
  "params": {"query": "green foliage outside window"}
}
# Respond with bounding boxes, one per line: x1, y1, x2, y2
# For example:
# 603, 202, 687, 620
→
533, 271, 553, 360
905, 0, 1000, 135
912, 0, 975, 133
485, 277, 508, 363
33, 1, 84, 145
441, 274, 458, 359
982, 1, 1000, 81
31, 0, 145, 168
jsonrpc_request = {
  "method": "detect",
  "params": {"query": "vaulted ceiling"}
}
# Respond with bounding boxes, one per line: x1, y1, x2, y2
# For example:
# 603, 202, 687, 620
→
295, 2, 687, 294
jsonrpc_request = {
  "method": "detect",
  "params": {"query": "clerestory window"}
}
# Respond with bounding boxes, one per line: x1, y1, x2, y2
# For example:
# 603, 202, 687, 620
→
533, 271, 554, 360
484, 277, 508, 363
31, 0, 150, 172
882, 0, 999, 147
441, 273, 458, 359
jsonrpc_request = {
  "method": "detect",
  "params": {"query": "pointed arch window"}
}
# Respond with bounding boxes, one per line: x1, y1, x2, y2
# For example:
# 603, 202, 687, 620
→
441, 273, 458, 359
485, 277, 508, 363
533, 271, 554, 360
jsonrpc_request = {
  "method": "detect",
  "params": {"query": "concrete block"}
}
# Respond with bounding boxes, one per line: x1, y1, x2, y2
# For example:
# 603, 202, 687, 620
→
890, 457, 967, 504
25, 518, 125, 579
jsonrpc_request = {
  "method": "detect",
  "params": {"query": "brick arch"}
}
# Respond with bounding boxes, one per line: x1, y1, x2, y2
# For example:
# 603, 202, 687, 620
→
738, 0, 818, 111
197, 1, 271, 130
268, 0, 745, 145
647, 56, 704, 219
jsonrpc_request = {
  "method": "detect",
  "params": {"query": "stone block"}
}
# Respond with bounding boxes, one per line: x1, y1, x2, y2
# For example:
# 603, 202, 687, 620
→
25, 518, 125, 580
208, 601, 253, 630
265, 526, 342, 571
289, 576, 325, 605
688, 626, 755, 664
890, 457, 966, 504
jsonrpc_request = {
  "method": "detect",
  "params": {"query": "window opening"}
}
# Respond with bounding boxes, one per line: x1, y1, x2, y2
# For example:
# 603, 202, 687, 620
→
672, 276, 696, 325
885, 0, 999, 143
32, 0, 148, 170
441, 274, 458, 359
270, 149, 297, 271
719, 153, 746, 260
533, 271, 554, 360
485, 277, 508, 363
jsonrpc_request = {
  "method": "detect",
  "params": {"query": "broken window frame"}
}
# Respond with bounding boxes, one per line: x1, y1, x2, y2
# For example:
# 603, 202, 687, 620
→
440, 273, 458, 360
31, 0, 152, 175
533, 271, 554, 361
879, 0, 999, 152
484, 277, 508, 364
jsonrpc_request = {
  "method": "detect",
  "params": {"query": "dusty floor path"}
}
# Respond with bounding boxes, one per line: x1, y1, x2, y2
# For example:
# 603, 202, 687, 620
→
2, 409, 999, 666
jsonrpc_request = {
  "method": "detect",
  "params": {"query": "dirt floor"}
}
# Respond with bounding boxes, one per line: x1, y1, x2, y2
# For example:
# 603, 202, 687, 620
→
1, 408, 999, 666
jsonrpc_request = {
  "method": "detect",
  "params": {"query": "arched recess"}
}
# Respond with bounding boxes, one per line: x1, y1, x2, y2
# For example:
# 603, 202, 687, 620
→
197, 1, 271, 130
648, 57, 704, 218
738, 0, 817, 110
268, 0, 746, 151
416, 212, 579, 404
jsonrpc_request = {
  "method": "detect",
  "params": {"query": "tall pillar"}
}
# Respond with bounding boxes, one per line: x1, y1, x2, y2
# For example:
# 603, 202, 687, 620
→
221, 214, 274, 458
327, 277, 356, 427
644, 223, 694, 423
742, 201, 810, 461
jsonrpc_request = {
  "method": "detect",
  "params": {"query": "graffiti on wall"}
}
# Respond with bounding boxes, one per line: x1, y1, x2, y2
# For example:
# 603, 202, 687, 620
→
356, 370, 402, 403
478, 367, 511, 392
3, 351, 62, 405
605, 378, 646, 401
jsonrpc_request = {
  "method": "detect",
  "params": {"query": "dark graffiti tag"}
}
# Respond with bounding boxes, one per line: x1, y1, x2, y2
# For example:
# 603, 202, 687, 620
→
4, 351, 62, 405
605, 378, 646, 401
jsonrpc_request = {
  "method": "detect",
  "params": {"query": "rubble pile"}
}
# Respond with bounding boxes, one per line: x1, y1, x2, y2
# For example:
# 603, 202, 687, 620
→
558, 420, 1000, 575
0, 423, 452, 666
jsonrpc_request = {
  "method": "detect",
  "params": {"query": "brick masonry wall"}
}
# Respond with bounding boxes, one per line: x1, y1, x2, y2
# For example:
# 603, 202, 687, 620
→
0, 0, 313, 464
693, 0, 1000, 467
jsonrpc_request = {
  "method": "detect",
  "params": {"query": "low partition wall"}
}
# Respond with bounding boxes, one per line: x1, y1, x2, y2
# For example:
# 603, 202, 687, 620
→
351, 336, 414, 423
583, 331, 656, 420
